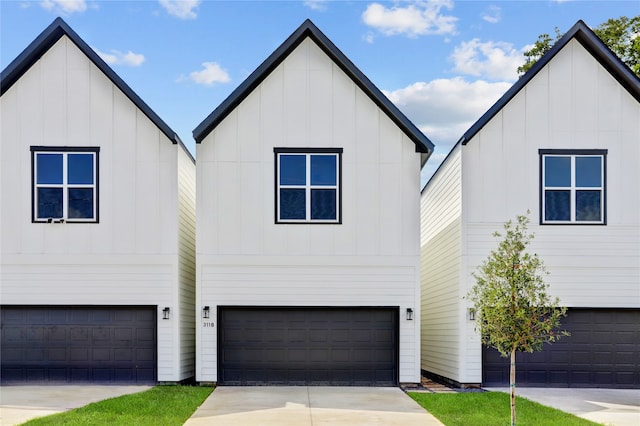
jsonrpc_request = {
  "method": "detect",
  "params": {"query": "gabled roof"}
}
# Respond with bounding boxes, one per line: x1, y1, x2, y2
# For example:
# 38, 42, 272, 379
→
0, 17, 193, 161
459, 19, 640, 146
193, 19, 434, 159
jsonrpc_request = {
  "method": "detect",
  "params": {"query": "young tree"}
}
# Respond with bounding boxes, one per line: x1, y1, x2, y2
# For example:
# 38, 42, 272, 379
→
467, 214, 568, 426
518, 15, 640, 77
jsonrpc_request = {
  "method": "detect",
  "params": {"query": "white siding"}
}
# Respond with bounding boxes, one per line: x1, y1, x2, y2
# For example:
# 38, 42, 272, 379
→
457, 38, 640, 383
196, 38, 422, 383
420, 145, 464, 382
177, 148, 196, 380
0, 35, 193, 382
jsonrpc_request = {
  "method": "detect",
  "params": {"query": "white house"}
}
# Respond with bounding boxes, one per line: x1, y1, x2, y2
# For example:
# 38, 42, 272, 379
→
0, 18, 196, 384
194, 20, 433, 385
420, 20, 640, 388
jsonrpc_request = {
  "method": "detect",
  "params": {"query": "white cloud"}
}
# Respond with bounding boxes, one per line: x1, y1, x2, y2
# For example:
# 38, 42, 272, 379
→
159, 0, 200, 19
482, 5, 501, 24
450, 39, 523, 81
363, 32, 376, 44
362, 0, 457, 38
383, 77, 512, 183
94, 48, 145, 67
304, 0, 329, 11
188, 62, 231, 86
40, 0, 86, 14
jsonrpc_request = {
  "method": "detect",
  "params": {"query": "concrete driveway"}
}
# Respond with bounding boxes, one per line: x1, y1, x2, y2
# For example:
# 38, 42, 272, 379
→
487, 387, 640, 426
184, 386, 443, 426
0, 385, 151, 426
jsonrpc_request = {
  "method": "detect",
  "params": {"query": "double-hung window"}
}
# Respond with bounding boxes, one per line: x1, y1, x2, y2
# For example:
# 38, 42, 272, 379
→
31, 147, 100, 223
275, 148, 342, 224
540, 149, 606, 224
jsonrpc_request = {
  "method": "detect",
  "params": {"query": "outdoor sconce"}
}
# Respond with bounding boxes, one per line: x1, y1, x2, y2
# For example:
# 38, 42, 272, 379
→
162, 307, 170, 320
406, 308, 414, 321
468, 308, 476, 321
202, 306, 210, 319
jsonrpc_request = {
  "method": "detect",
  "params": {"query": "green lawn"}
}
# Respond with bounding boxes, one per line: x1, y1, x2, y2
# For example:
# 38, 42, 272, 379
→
409, 391, 602, 426
21, 385, 213, 426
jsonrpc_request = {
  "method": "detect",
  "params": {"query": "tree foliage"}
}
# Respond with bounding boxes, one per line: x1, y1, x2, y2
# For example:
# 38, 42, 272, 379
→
517, 28, 562, 76
468, 214, 568, 356
467, 213, 568, 425
518, 15, 640, 77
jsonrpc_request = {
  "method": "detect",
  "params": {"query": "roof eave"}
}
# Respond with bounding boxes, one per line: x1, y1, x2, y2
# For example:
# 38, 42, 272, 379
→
460, 20, 640, 146
193, 19, 434, 157
1, 17, 186, 153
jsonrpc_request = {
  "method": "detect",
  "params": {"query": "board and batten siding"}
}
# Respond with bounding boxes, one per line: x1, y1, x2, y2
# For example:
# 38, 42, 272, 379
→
420, 145, 466, 383
457, 38, 640, 383
0, 35, 195, 382
196, 38, 422, 383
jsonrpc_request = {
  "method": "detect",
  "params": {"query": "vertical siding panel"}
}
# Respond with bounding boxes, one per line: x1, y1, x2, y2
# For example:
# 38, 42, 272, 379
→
41, 39, 66, 146
66, 38, 90, 145
112, 90, 136, 252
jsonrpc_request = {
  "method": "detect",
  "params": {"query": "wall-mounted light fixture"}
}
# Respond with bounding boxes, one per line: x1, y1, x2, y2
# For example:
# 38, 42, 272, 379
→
162, 307, 170, 320
202, 306, 210, 319
468, 308, 476, 321
406, 308, 414, 321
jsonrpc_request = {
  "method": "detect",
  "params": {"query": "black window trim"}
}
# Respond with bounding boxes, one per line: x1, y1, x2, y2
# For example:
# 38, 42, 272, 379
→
273, 147, 343, 225
538, 148, 607, 226
30, 146, 100, 224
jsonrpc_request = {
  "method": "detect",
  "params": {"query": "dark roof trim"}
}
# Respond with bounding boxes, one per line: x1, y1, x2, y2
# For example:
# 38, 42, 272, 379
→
193, 19, 434, 158
0, 17, 194, 163
460, 19, 640, 146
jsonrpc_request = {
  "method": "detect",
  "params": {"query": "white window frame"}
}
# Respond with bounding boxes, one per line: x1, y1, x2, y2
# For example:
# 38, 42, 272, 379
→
540, 149, 606, 225
31, 147, 99, 223
275, 148, 342, 224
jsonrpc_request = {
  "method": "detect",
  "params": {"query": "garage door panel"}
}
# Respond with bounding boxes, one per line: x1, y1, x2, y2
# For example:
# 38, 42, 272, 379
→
218, 307, 398, 386
1, 306, 156, 384
482, 309, 640, 388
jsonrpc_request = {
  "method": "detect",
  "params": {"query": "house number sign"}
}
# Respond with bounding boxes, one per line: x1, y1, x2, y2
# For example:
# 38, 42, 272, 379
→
202, 322, 214, 327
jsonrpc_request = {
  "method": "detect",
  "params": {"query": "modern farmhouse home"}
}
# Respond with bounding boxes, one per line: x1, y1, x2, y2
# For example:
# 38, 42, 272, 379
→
0, 18, 196, 384
420, 20, 640, 388
194, 19, 433, 385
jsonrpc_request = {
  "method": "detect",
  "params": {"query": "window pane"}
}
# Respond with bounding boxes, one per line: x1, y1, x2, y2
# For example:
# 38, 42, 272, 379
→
545, 190, 570, 221
280, 188, 306, 220
280, 155, 306, 185
575, 157, 601, 187
311, 189, 336, 220
68, 188, 94, 219
576, 190, 601, 221
310, 155, 336, 185
544, 156, 571, 187
68, 154, 94, 184
36, 153, 63, 184
37, 188, 63, 218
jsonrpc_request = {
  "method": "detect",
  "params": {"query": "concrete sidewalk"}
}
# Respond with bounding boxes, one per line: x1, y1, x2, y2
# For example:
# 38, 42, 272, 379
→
184, 386, 444, 426
0, 385, 150, 426
487, 387, 640, 426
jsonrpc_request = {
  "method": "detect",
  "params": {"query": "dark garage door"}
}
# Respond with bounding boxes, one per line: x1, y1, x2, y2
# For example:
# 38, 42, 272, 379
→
1, 306, 156, 384
218, 307, 398, 386
483, 309, 640, 388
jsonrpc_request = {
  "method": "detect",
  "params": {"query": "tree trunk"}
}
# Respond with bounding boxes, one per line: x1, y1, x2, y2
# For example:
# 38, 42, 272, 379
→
510, 348, 516, 426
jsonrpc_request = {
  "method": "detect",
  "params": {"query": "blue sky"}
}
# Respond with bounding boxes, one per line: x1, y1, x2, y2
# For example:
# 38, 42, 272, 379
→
2, 0, 637, 184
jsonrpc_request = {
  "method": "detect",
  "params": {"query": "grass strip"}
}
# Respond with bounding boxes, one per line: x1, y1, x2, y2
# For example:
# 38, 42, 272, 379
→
22, 385, 213, 426
408, 391, 602, 426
